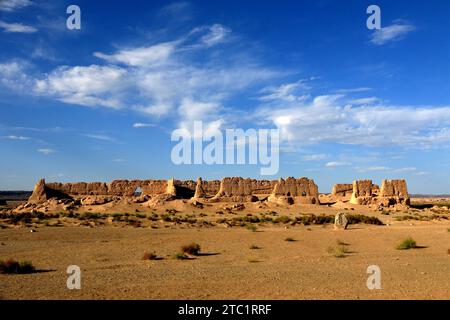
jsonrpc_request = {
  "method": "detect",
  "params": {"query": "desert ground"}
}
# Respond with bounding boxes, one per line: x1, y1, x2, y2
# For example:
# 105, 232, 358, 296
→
1, 197, 449, 300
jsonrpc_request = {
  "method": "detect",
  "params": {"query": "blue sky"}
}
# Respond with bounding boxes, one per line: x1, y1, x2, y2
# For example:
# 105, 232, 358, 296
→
1, 0, 450, 193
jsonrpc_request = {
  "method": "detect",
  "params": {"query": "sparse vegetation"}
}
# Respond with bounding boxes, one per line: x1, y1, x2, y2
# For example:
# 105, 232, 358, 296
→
346, 214, 384, 225
274, 215, 291, 224
336, 239, 349, 246
249, 244, 261, 249
142, 251, 158, 260
327, 245, 350, 258
284, 237, 295, 242
0, 259, 35, 274
181, 243, 201, 256
396, 237, 417, 250
246, 223, 258, 232
174, 252, 189, 260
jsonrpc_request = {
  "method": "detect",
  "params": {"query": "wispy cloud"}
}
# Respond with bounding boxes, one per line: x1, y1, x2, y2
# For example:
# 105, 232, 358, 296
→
302, 154, 327, 161
34, 65, 127, 108
0, 20, 37, 33
37, 148, 55, 155
256, 93, 450, 149
3, 135, 30, 140
0, 0, 33, 12
370, 21, 415, 45
326, 161, 351, 167
112, 158, 126, 163
82, 134, 115, 142
132, 123, 155, 128
349, 97, 380, 105
199, 24, 231, 47
1, 23, 279, 127
259, 80, 310, 102
335, 87, 372, 94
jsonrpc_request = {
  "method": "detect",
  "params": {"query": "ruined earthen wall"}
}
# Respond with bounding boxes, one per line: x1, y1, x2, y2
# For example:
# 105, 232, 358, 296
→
380, 179, 408, 197
272, 177, 319, 197
139, 180, 167, 196
46, 182, 109, 196
250, 180, 278, 195
332, 184, 353, 196
352, 180, 373, 197
202, 180, 221, 196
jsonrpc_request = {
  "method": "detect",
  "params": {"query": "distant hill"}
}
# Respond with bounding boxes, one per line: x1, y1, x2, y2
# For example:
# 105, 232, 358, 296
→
0, 191, 32, 201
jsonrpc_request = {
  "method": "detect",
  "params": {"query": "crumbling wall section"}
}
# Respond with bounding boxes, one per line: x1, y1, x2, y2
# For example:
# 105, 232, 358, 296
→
378, 179, 410, 206
350, 180, 373, 205
268, 177, 319, 205
332, 184, 353, 196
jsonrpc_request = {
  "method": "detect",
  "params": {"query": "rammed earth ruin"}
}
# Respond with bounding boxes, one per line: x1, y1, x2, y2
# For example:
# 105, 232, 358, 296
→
22, 176, 410, 210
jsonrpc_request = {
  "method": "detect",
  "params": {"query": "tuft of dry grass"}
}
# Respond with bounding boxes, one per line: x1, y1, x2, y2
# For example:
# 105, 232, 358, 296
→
245, 224, 258, 232
249, 244, 261, 250
181, 243, 201, 256
284, 237, 296, 242
327, 245, 350, 258
174, 252, 189, 260
0, 259, 35, 274
396, 237, 417, 250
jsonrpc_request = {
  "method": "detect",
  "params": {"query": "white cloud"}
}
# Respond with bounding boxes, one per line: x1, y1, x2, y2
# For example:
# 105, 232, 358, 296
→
82, 134, 115, 142
302, 154, 327, 161
370, 21, 415, 45
256, 93, 450, 149
356, 166, 390, 172
335, 87, 372, 94
112, 158, 126, 163
326, 161, 351, 167
0, 0, 32, 12
34, 65, 127, 108
349, 97, 379, 105
0, 61, 34, 90
0, 20, 37, 33
0, 24, 281, 123
259, 81, 310, 102
37, 148, 55, 155
4, 135, 30, 140
94, 42, 176, 67
392, 167, 417, 173
200, 24, 231, 47
132, 123, 154, 128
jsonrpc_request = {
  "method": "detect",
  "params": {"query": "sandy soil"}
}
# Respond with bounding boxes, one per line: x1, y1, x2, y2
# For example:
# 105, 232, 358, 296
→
1, 206, 449, 299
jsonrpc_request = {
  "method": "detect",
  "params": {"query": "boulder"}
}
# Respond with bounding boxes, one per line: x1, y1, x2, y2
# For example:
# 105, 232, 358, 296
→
334, 212, 348, 230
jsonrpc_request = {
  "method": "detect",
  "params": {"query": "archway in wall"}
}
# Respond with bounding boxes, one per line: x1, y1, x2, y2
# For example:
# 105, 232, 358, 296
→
134, 187, 142, 196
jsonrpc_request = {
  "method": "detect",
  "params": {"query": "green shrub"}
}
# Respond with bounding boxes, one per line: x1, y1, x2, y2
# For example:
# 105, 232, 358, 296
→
396, 237, 417, 250
246, 224, 258, 232
274, 216, 291, 224
174, 252, 189, 260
